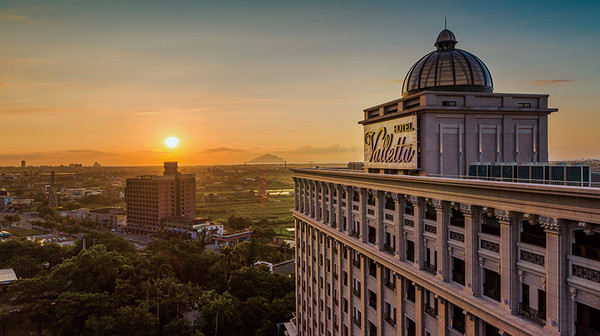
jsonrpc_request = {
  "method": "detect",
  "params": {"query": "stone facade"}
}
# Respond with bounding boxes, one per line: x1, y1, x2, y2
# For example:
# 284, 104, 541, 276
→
292, 173, 600, 335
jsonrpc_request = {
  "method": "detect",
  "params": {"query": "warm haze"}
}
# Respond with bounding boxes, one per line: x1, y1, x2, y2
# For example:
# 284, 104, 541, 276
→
1, 0, 599, 166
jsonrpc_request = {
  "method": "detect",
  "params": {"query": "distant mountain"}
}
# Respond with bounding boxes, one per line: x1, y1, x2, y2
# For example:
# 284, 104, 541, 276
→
246, 153, 285, 164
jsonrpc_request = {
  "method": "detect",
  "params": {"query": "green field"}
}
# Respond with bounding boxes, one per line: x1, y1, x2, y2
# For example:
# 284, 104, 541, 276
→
196, 191, 294, 224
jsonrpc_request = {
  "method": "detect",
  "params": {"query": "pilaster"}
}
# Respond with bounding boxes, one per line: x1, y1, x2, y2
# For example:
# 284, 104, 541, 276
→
435, 200, 450, 282
411, 196, 425, 270
394, 193, 405, 261
541, 216, 568, 335
375, 190, 385, 251
359, 188, 368, 244
462, 204, 481, 296
437, 296, 448, 336
497, 209, 518, 314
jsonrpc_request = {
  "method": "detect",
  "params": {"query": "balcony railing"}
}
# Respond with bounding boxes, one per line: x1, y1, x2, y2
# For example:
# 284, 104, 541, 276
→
519, 303, 546, 326
352, 259, 361, 268
351, 230, 360, 238
384, 279, 396, 291
424, 305, 438, 318
352, 316, 361, 327
353, 288, 361, 298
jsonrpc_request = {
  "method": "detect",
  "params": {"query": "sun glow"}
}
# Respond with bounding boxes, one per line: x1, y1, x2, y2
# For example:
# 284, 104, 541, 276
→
164, 137, 179, 148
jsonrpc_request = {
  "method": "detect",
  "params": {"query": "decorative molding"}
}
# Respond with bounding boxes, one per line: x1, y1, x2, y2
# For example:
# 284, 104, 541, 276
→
518, 269, 524, 282
494, 209, 511, 222
459, 203, 473, 215
541, 278, 546, 291
520, 250, 545, 266
481, 239, 500, 253
570, 287, 577, 302
431, 199, 443, 211
539, 216, 560, 232
449, 231, 465, 243
572, 264, 600, 283
408, 195, 419, 206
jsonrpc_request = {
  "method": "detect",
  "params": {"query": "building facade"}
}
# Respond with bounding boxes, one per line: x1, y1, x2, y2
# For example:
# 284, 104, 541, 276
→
126, 161, 196, 235
291, 29, 600, 336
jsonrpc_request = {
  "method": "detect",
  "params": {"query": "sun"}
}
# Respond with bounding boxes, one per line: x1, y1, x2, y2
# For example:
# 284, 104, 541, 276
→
164, 137, 179, 148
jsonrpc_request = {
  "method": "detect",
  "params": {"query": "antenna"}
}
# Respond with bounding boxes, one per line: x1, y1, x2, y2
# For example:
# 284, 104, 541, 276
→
445, 16, 447, 29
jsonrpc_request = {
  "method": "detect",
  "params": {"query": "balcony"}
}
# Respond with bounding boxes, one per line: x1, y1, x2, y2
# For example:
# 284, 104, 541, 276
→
353, 288, 361, 298
424, 305, 438, 318
519, 303, 546, 326
384, 244, 395, 255
351, 230, 360, 238
384, 279, 396, 291
352, 316, 361, 327
352, 259, 361, 268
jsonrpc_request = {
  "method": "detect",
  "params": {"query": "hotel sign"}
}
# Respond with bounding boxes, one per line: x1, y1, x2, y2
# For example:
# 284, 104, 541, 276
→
364, 115, 417, 170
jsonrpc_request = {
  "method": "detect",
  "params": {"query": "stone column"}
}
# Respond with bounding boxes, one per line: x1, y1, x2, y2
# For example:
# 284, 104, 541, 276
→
465, 312, 478, 336
376, 263, 384, 336
410, 196, 425, 270
542, 216, 568, 335
359, 188, 368, 244
497, 209, 518, 313
394, 193, 405, 261
375, 191, 384, 251
320, 182, 326, 223
328, 184, 335, 228
346, 245, 353, 329
298, 179, 304, 213
396, 274, 404, 336
361, 254, 368, 332
415, 283, 424, 335
309, 181, 315, 218
462, 204, 481, 296
336, 185, 344, 233
345, 186, 353, 236
437, 296, 448, 336
435, 200, 450, 282
336, 241, 344, 334
293, 177, 299, 211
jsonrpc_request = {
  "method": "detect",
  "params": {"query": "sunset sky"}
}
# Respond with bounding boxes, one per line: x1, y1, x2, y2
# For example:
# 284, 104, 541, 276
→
1, 0, 599, 166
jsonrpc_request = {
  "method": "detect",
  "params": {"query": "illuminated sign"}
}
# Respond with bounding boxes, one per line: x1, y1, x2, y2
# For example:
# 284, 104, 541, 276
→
364, 115, 418, 170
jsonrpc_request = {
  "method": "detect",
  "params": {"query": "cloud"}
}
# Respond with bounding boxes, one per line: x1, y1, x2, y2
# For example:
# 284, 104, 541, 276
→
0, 9, 27, 21
62, 149, 117, 156
202, 147, 245, 153
279, 144, 358, 155
0, 149, 117, 161
531, 79, 573, 86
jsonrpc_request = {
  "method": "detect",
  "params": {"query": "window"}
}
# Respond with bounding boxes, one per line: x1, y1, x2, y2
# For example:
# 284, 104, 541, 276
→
518, 102, 532, 108
384, 301, 396, 326
368, 225, 376, 244
343, 298, 348, 312
368, 321, 377, 336
520, 220, 546, 247
406, 280, 416, 303
572, 230, 600, 262
406, 240, 415, 262
451, 304, 465, 334
424, 203, 437, 220
405, 199, 414, 215
521, 283, 530, 307
452, 257, 465, 286
450, 208, 465, 227
352, 307, 361, 327
483, 269, 501, 301
481, 215, 501, 236
368, 259, 377, 277
368, 290, 377, 308
352, 278, 361, 298
442, 100, 458, 106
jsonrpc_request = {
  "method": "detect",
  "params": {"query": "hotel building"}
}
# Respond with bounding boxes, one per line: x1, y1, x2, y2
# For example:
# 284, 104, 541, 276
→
291, 29, 600, 336
126, 161, 196, 235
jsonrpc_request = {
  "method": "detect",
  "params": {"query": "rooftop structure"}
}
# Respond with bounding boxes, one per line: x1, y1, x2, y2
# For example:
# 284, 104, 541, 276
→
291, 27, 600, 336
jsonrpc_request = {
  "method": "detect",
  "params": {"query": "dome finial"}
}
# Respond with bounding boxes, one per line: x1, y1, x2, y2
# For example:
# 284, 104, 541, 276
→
435, 27, 457, 50
445, 16, 447, 30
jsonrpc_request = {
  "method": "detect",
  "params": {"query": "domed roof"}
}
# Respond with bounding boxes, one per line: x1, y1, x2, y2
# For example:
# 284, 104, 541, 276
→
402, 29, 493, 97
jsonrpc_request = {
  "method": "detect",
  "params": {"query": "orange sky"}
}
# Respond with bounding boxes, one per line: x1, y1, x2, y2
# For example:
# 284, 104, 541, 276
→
1, 1, 599, 166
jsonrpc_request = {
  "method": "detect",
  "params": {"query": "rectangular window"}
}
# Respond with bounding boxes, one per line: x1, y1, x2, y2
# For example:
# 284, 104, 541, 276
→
406, 280, 416, 303
518, 102, 532, 108
442, 100, 458, 106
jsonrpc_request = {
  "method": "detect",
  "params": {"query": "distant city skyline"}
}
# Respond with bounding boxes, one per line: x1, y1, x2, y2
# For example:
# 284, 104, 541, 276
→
1, 0, 599, 165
